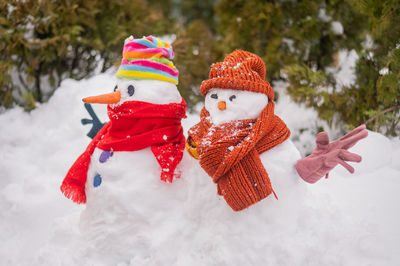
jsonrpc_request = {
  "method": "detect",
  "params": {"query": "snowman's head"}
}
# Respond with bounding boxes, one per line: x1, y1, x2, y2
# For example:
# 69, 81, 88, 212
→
205, 88, 268, 125
200, 50, 274, 125
82, 78, 182, 106
114, 78, 181, 104
82, 35, 182, 106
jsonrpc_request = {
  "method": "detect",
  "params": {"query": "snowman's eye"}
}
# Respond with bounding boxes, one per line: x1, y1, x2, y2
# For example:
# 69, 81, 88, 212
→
113, 85, 118, 92
127, 85, 135, 96
229, 95, 236, 101
210, 93, 218, 99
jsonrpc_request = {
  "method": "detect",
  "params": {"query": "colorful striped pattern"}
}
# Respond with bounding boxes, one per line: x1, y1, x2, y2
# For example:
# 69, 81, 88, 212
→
116, 36, 178, 84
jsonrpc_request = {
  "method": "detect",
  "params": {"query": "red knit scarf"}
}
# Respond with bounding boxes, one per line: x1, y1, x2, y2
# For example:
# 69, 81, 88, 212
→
61, 99, 186, 204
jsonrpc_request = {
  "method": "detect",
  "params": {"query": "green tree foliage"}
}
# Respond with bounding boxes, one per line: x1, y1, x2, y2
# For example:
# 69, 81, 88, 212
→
1, 0, 398, 136
215, 0, 365, 81
173, 20, 218, 107
355, 0, 400, 135
177, 0, 217, 30
284, 0, 400, 136
213, 0, 399, 136
0, 0, 174, 110
213, 0, 398, 135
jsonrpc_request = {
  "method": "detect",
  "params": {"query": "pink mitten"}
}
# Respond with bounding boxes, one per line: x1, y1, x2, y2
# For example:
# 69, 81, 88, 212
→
295, 124, 368, 184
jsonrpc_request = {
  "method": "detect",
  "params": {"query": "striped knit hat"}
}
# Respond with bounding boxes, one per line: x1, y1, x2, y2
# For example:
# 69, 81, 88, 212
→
116, 35, 179, 85
200, 50, 274, 100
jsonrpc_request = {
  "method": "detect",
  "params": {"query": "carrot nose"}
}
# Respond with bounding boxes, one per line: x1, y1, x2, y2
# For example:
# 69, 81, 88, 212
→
218, 101, 226, 110
82, 91, 121, 104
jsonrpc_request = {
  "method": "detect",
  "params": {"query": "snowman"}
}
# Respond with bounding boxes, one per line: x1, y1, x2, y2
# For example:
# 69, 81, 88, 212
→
173, 50, 369, 265
186, 50, 368, 212
60, 36, 188, 261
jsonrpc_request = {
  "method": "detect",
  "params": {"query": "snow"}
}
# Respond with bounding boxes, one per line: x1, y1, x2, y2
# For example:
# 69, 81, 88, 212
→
159, 34, 176, 46
318, 8, 332, 23
81, 146, 188, 264
0, 72, 399, 265
259, 139, 303, 195
335, 50, 359, 87
282, 38, 295, 53
331, 21, 344, 35
379, 67, 389, 75
273, 80, 341, 155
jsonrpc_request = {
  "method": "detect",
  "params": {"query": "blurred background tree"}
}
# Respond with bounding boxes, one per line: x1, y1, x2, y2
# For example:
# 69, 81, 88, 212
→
0, 0, 398, 135
0, 0, 174, 110
173, 20, 217, 107
284, 0, 400, 136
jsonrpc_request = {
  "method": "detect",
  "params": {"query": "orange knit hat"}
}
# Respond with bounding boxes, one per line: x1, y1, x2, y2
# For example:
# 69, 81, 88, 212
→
200, 50, 274, 100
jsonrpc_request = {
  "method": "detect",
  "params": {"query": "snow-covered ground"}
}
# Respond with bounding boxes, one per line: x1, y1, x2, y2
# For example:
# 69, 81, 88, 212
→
0, 72, 399, 265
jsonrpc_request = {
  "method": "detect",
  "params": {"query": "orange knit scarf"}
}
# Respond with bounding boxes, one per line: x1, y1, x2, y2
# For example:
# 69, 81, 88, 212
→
188, 102, 290, 211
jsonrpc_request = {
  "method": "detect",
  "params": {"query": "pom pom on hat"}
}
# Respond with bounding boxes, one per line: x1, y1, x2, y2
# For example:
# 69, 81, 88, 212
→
116, 35, 179, 85
200, 50, 274, 100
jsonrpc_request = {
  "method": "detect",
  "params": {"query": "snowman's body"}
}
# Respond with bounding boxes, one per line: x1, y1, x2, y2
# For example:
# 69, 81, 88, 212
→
85, 147, 170, 213
259, 139, 304, 196
176, 143, 308, 266
160, 87, 308, 265
81, 147, 188, 262
78, 79, 189, 262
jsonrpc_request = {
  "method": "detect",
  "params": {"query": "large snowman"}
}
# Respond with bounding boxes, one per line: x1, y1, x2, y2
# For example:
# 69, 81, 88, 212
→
153, 50, 368, 265
60, 36, 189, 262
186, 50, 368, 212
175, 50, 369, 265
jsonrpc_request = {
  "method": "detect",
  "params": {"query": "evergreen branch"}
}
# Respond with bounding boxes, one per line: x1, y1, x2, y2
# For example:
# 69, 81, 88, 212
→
364, 105, 400, 129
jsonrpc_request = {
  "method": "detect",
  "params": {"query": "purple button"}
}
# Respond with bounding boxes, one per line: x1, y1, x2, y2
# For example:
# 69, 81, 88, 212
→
99, 150, 113, 163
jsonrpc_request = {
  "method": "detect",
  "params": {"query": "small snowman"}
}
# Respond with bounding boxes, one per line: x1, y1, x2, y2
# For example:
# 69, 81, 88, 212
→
60, 36, 187, 261
187, 50, 368, 212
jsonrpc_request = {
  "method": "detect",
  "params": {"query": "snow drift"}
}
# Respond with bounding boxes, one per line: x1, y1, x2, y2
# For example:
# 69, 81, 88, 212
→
0, 73, 399, 266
